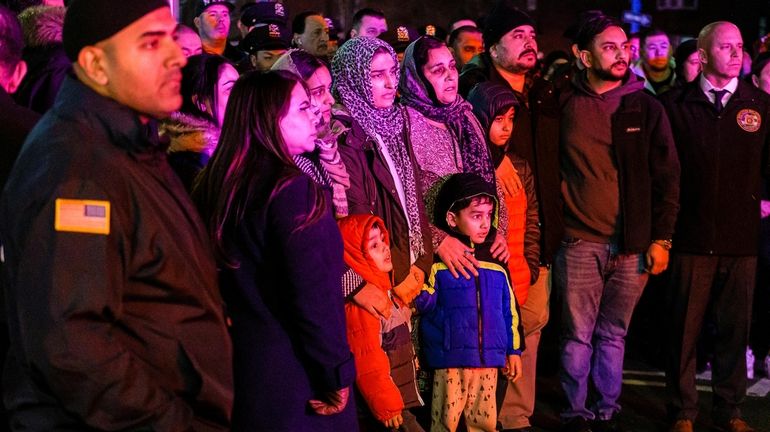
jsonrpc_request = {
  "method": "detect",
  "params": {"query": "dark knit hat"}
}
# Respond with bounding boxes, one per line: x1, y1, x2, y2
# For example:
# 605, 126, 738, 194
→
195, 0, 234, 17
240, 1, 287, 27
63, 0, 168, 61
673, 38, 698, 74
482, 0, 534, 47
241, 23, 290, 54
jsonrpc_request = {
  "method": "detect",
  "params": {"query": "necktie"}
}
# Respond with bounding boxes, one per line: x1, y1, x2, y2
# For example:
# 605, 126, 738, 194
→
710, 89, 728, 112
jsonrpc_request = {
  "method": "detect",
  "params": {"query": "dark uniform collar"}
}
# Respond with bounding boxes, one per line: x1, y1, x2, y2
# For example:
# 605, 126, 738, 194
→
54, 74, 164, 154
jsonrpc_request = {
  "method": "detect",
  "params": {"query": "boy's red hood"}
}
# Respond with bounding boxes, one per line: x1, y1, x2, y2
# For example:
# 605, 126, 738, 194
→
337, 214, 392, 292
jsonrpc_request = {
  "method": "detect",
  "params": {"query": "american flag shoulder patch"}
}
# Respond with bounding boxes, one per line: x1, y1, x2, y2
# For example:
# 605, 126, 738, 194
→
54, 199, 110, 235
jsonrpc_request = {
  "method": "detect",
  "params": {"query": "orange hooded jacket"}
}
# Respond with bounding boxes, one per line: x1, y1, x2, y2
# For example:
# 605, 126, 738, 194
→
338, 214, 406, 422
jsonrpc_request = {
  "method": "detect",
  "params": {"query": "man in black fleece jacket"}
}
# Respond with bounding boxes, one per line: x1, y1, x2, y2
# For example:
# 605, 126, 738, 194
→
555, 14, 680, 432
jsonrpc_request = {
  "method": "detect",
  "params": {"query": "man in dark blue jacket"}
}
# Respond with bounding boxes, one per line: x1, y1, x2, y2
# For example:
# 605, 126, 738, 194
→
661, 21, 770, 432
0, 0, 233, 430
556, 14, 680, 432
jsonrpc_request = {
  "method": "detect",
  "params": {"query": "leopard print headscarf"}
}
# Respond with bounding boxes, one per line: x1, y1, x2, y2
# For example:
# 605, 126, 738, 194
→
332, 37, 425, 258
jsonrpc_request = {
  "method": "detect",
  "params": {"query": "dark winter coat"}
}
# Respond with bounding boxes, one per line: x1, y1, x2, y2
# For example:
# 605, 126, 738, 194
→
0, 76, 233, 431
161, 112, 220, 192
661, 78, 770, 255
220, 175, 357, 431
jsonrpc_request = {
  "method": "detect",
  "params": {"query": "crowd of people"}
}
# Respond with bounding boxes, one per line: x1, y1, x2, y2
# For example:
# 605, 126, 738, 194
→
0, 0, 769, 431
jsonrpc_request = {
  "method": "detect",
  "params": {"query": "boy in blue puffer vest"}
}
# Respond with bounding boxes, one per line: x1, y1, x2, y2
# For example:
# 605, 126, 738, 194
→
415, 172, 524, 432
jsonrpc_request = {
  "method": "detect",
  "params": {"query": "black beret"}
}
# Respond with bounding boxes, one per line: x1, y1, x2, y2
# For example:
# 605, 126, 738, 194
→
63, 0, 168, 61
240, 1, 287, 27
382, 25, 419, 54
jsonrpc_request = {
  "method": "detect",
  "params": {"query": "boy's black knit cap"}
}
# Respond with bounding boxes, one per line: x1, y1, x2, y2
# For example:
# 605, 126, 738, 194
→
482, 0, 534, 47
63, 0, 168, 61
434, 172, 497, 233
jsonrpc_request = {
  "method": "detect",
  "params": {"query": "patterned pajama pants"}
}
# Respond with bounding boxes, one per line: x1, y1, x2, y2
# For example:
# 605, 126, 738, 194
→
430, 367, 498, 432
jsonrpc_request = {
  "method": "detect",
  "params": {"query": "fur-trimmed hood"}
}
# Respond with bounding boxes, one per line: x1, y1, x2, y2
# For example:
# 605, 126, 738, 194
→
18, 6, 65, 48
161, 112, 221, 156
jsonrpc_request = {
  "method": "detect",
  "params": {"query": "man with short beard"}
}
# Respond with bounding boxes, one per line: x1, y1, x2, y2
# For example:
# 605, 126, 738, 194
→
556, 14, 680, 432
637, 29, 677, 95
460, 2, 564, 432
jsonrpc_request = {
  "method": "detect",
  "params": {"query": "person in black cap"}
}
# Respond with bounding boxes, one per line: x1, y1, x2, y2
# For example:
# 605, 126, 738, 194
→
236, 0, 287, 38
193, 0, 235, 57
0, 0, 234, 429
458, 0, 537, 97
240, 22, 290, 71
381, 24, 418, 64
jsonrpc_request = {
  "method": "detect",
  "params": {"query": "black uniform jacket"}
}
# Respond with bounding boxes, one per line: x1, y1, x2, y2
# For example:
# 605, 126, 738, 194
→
661, 78, 770, 256
0, 76, 233, 431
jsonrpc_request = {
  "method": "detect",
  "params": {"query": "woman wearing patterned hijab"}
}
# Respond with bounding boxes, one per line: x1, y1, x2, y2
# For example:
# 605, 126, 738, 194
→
272, 48, 351, 218
400, 36, 512, 277
331, 37, 432, 313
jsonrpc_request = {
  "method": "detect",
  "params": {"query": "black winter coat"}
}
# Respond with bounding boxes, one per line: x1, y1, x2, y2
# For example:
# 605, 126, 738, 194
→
0, 77, 233, 431
661, 78, 770, 255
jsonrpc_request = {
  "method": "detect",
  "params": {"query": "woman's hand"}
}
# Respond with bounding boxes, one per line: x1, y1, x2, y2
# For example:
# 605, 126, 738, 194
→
490, 233, 510, 263
308, 386, 350, 415
496, 155, 523, 198
436, 236, 479, 279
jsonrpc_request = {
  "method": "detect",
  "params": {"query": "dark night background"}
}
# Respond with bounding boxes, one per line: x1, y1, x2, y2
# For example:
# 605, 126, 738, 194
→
178, 0, 770, 56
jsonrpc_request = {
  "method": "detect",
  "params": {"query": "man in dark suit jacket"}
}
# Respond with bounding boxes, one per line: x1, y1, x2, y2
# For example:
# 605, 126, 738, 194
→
661, 21, 770, 432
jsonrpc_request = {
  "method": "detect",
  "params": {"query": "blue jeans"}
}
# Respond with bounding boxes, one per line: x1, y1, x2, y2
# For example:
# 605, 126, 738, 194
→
554, 238, 648, 421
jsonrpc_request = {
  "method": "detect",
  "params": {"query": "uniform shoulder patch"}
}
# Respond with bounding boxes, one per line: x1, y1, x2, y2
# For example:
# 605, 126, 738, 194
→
55, 199, 110, 235
737, 109, 761, 132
